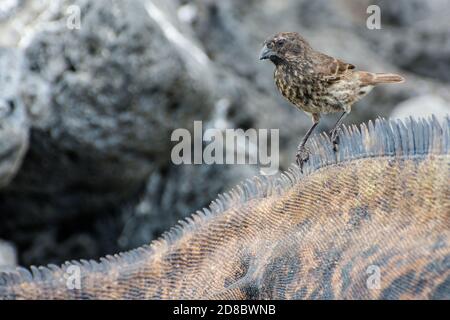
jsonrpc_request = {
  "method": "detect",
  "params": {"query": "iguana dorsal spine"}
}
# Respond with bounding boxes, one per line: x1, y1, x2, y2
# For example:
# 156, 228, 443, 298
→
1, 117, 449, 299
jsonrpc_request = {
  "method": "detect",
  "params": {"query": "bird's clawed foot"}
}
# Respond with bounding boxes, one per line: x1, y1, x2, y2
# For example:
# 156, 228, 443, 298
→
329, 127, 342, 152
296, 145, 310, 172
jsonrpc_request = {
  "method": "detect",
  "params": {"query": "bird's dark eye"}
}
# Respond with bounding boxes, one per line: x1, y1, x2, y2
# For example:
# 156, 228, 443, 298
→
275, 39, 286, 47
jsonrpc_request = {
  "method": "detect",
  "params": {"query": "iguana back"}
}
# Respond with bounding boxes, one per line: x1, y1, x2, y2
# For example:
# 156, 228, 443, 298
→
1, 118, 449, 299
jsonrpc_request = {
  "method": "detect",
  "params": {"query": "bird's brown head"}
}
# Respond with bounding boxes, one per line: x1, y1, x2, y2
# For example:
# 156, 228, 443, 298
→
260, 32, 311, 65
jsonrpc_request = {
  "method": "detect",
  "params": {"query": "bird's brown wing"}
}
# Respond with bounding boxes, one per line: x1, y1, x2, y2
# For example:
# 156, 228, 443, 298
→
312, 52, 355, 82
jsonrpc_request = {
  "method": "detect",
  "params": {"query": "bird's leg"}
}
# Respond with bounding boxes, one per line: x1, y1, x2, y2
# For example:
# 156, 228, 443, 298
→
329, 111, 349, 151
296, 114, 320, 171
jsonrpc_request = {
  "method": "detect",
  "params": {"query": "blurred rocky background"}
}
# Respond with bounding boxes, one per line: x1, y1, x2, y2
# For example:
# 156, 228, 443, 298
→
0, 0, 449, 266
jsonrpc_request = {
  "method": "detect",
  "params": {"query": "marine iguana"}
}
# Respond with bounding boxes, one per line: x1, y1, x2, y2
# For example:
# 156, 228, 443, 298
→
0, 117, 449, 299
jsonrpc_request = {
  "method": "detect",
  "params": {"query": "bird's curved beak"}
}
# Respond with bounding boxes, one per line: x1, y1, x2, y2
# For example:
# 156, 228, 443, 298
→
259, 45, 274, 60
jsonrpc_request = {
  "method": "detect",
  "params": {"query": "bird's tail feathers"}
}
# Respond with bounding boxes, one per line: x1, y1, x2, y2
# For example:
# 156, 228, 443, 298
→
359, 72, 405, 85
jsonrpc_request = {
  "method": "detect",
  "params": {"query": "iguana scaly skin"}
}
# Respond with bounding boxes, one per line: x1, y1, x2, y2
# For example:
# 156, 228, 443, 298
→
0, 118, 449, 299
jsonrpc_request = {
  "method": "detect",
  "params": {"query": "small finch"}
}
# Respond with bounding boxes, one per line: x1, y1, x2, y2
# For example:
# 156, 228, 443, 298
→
260, 32, 405, 170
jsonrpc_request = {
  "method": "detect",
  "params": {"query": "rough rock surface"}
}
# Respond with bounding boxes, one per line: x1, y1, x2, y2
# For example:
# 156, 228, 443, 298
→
0, 0, 223, 264
3, 0, 214, 215
0, 48, 29, 188
0, 240, 17, 271
391, 95, 450, 123
368, 0, 450, 83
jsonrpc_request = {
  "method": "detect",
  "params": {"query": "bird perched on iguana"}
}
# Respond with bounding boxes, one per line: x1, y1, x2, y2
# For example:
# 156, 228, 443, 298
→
260, 32, 405, 170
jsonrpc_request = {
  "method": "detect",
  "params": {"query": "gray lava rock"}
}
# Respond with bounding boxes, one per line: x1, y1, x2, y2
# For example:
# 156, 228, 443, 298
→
0, 240, 17, 270
366, 0, 450, 83
0, 0, 218, 264
375, 0, 430, 27
118, 163, 257, 250
391, 95, 450, 122
1, 0, 215, 216
0, 48, 29, 188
